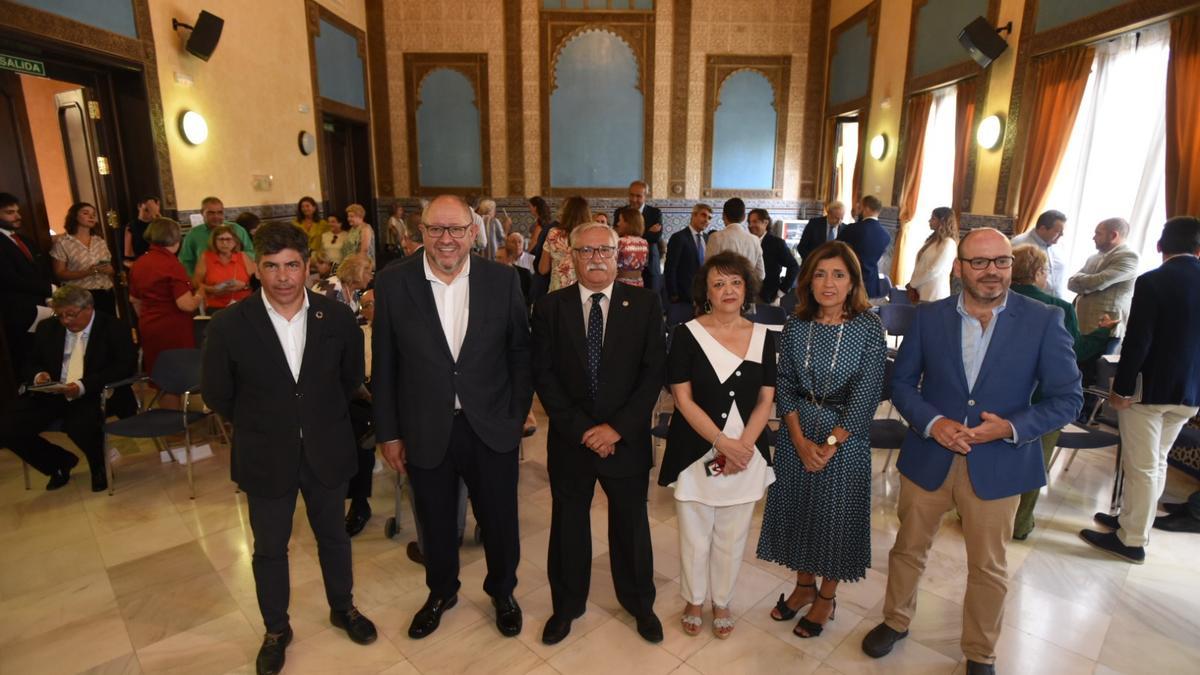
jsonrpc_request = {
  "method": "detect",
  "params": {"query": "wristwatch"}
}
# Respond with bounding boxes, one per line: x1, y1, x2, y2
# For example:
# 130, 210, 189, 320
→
826, 434, 839, 448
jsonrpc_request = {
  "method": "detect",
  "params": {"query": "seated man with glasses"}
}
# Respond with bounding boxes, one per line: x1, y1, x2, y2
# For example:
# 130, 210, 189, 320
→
0, 285, 136, 491
862, 228, 1081, 675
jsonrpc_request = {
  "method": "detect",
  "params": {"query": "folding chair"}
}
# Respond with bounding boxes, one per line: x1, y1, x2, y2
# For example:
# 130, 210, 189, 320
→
869, 357, 908, 472
878, 303, 916, 354
751, 304, 788, 327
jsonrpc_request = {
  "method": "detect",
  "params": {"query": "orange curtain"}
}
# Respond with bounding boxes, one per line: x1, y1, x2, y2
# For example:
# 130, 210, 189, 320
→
1013, 45, 1094, 234
851, 118, 867, 210
1166, 11, 1200, 217
817, 117, 838, 204
952, 77, 980, 221
892, 92, 934, 284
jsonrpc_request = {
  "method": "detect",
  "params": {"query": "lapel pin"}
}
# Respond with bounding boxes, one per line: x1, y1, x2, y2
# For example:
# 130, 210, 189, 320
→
622, 300, 629, 307
315, 311, 324, 319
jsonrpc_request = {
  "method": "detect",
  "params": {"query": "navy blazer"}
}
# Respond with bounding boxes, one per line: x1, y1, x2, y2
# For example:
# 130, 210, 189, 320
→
1113, 255, 1200, 406
665, 227, 707, 303
837, 218, 891, 298
892, 293, 1083, 500
796, 216, 838, 260
760, 232, 800, 302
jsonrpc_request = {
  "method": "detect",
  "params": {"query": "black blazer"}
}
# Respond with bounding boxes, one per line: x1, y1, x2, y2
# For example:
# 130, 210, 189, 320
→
29, 310, 136, 400
665, 227, 707, 303
532, 282, 665, 478
202, 290, 364, 497
837, 217, 891, 298
371, 255, 533, 469
1113, 255, 1200, 406
796, 216, 838, 260
1, 231, 53, 374
760, 232, 801, 303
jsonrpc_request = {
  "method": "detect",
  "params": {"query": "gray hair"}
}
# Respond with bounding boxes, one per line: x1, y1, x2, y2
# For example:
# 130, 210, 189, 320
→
145, 217, 182, 246
50, 285, 94, 309
569, 221, 619, 248
1099, 217, 1130, 239
478, 198, 497, 217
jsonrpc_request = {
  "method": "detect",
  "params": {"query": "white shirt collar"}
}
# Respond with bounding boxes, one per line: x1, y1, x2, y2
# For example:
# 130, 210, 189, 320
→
579, 281, 615, 306
70, 310, 96, 340
423, 252, 472, 286
262, 288, 310, 321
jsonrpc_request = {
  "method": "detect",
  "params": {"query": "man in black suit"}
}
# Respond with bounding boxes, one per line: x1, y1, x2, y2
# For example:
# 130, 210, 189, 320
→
665, 203, 713, 305
748, 208, 800, 304
372, 195, 534, 641
202, 223, 376, 675
795, 199, 846, 261
532, 222, 666, 646
0, 286, 135, 491
837, 194, 892, 298
614, 180, 664, 290
1080, 216, 1200, 564
0, 193, 54, 392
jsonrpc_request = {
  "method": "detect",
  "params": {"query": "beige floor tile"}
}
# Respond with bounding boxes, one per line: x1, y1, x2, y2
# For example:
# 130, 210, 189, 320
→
370, 586, 489, 660
823, 618, 958, 675
79, 651, 143, 674
0, 571, 117, 646
547, 618, 682, 675
992, 622, 1098, 674
403, 618, 543, 674
904, 590, 965, 661
284, 626, 405, 674
0, 606, 133, 675
135, 610, 260, 674
196, 523, 255, 571
513, 580, 615, 659
95, 510, 198, 567
685, 620, 822, 674
1003, 580, 1111, 660
0, 534, 108, 601
107, 540, 216, 599
740, 580, 868, 662
175, 490, 252, 539
118, 570, 241, 649
377, 660, 423, 675
1098, 612, 1200, 675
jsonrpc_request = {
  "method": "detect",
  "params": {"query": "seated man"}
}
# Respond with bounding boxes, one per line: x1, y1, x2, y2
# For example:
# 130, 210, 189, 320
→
0, 285, 136, 491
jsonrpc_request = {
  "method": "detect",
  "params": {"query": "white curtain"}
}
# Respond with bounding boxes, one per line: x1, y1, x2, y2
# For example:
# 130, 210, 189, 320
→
900, 83, 957, 285
1044, 23, 1171, 296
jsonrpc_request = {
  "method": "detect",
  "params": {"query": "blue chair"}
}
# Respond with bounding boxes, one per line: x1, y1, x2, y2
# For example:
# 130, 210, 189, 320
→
779, 292, 798, 315
879, 303, 916, 354
888, 287, 912, 305
751, 304, 788, 326
103, 349, 212, 498
666, 302, 695, 330
869, 357, 908, 473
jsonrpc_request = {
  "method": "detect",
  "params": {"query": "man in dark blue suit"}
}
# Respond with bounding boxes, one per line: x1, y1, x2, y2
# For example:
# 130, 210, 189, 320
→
795, 200, 846, 261
837, 195, 891, 298
613, 181, 664, 290
1080, 216, 1200, 563
862, 228, 1081, 675
664, 204, 712, 305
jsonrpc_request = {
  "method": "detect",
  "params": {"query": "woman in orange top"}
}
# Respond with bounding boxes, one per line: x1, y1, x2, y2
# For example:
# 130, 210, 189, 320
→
193, 224, 254, 311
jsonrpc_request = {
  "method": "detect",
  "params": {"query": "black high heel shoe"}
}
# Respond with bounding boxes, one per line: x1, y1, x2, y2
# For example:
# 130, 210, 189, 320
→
771, 582, 816, 621
793, 593, 836, 638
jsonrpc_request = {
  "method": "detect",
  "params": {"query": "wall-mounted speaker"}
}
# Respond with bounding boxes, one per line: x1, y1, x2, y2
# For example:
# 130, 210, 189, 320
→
959, 17, 1010, 69
173, 11, 224, 62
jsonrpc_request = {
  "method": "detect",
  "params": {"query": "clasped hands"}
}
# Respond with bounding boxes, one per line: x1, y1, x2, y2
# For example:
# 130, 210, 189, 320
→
713, 433, 755, 475
930, 412, 1012, 454
582, 424, 621, 458
795, 426, 849, 473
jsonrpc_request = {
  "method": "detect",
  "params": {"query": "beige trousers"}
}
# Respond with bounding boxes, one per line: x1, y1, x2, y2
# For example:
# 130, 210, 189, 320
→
1116, 403, 1199, 547
883, 455, 1020, 664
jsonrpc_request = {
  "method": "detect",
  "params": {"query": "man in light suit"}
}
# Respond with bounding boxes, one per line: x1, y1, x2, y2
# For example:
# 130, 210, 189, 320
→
664, 204, 713, 305
613, 180, 665, 290
861, 228, 1081, 675
795, 200, 845, 261
1069, 217, 1139, 343
837, 195, 891, 298
372, 195, 534, 641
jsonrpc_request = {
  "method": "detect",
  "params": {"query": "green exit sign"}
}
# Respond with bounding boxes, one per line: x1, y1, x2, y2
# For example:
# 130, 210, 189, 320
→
0, 54, 47, 77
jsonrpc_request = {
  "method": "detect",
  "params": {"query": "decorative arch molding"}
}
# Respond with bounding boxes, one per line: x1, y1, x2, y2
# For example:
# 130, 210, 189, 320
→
403, 53, 491, 196
702, 55, 793, 199
539, 9, 655, 196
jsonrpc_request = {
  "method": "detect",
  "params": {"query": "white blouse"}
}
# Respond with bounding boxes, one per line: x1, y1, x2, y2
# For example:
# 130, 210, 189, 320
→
908, 237, 956, 302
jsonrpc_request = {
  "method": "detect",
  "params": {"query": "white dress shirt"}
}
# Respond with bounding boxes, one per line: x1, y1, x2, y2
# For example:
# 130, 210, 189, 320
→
424, 255, 471, 408
706, 222, 766, 280
579, 282, 614, 338
59, 311, 95, 395
1011, 229, 1066, 298
262, 291, 309, 383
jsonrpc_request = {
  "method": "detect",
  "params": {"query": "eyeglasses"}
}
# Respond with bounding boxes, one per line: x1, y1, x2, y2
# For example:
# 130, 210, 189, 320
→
959, 256, 1015, 270
55, 309, 83, 322
423, 225, 471, 239
572, 245, 616, 259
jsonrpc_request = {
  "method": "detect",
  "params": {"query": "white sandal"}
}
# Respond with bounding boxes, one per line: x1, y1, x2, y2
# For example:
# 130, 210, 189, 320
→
712, 605, 735, 639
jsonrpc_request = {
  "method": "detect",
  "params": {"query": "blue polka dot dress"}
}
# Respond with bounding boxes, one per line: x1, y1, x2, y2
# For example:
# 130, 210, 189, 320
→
756, 311, 886, 582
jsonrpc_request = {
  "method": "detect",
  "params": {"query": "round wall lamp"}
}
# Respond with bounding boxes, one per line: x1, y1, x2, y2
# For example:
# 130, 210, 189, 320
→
977, 114, 1004, 149
869, 133, 889, 160
298, 130, 316, 156
179, 110, 208, 145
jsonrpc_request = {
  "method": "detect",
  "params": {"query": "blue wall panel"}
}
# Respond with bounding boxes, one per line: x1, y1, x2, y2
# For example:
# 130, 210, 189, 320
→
711, 71, 776, 190
550, 30, 643, 188
416, 68, 483, 188
828, 19, 872, 107
1036, 0, 1127, 32
912, 0, 989, 79
15, 0, 137, 39
315, 19, 365, 109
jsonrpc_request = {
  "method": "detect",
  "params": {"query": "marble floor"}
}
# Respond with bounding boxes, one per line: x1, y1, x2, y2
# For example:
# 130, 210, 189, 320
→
1, 401, 1198, 675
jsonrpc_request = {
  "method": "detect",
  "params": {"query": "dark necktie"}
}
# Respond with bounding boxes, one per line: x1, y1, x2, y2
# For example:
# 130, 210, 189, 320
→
587, 293, 604, 399
695, 232, 705, 264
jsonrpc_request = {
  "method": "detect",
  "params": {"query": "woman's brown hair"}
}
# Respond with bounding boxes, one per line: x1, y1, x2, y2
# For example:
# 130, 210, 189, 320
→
690, 251, 761, 315
207, 224, 242, 253
792, 241, 871, 320
557, 195, 592, 235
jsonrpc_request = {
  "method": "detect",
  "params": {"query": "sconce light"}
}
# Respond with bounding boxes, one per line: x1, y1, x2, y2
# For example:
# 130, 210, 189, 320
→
179, 110, 208, 145
977, 114, 1004, 149
869, 133, 888, 160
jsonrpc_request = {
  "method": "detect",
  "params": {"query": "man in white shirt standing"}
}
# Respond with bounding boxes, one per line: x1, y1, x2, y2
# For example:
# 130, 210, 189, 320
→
1011, 209, 1068, 298
705, 197, 766, 280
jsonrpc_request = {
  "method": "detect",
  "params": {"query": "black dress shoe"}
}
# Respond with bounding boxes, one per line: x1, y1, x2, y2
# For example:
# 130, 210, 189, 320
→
1093, 512, 1120, 529
861, 622, 909, 658
1079, 529, 1145, 564
345, 503, 372, 537
45, 469, 71, 491
1154, 511, 1200, 533
966, 660, 996, 675
331, 606, 377, 644
408, 594, 458, 639
406, 541, 425, 566
255, 626, 292, 675
635, 612, 663, 643
493, 595, 522, 637
1162, 502, 1187, 516
541, 614, 574, 645
91, 472, 107, 493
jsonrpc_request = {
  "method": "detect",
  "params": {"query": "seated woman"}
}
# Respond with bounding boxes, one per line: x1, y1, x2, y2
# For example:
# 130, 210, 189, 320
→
193, 224, 254, 312
51, 202, 116, 316
662, 251, 777, 639
315, 254, 374, 315
615, 206, 649, 287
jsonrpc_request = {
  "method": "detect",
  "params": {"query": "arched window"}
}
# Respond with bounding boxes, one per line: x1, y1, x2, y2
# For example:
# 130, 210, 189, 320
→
415, 68, 483, 188
711, 70, 778, 191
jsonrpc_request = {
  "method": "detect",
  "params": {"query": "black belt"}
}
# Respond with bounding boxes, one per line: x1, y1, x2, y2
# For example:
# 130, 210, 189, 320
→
798, 390, 848, 410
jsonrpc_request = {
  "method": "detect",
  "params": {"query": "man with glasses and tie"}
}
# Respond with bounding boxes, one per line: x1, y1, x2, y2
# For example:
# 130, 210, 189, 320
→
665, 203, 713, 305
861, 228, 1081, 675
532, 221, 666, 645
372, 195, 534, 641
0, 285, 136, 491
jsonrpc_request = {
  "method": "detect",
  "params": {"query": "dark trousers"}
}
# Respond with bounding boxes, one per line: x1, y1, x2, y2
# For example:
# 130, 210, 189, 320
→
0, 393, 102, 476
347, 398, 374, 500
547, 468, 656, 618
247, 455, 354, 633
407, 413, 520, 601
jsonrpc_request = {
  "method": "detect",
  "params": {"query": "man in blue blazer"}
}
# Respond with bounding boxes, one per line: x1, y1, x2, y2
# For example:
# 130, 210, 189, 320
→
862, 228, 1081, 675
837, 195, 891, 298
1080, 216, 1200, 564
664, 204, 713, 304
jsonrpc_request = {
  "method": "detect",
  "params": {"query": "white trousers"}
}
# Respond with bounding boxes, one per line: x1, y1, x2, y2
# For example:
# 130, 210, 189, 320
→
676, 499, 756, 607
1116, 403, 1198, 547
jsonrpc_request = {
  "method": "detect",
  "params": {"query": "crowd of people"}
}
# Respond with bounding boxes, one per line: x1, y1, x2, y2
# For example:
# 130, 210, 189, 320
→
1, 183, 1199, 675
